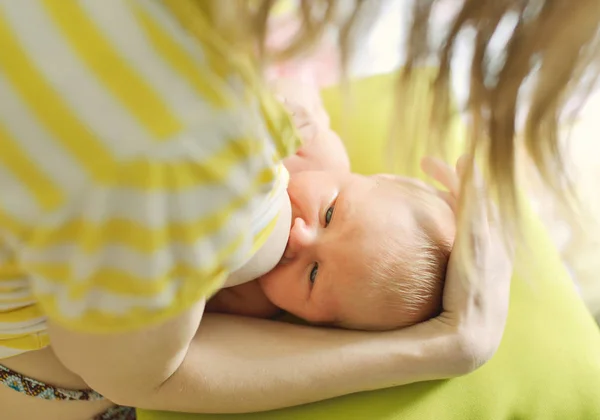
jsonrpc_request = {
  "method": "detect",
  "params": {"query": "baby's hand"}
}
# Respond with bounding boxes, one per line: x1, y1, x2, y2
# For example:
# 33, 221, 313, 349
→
271, 78, 330, 130
421, 155, 472, 214
271, 79, 350, 173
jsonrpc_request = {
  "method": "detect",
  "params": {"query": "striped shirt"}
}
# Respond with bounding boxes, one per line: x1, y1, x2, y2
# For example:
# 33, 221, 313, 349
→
0, 0, 299, 358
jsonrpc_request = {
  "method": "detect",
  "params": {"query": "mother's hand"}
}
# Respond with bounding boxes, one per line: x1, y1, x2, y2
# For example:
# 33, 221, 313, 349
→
419, 155, 513, 375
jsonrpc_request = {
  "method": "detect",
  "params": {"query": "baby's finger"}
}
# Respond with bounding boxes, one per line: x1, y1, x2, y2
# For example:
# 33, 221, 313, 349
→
279, 97, 307, 120
421, 157, 460, 197
276, 98, 319, 142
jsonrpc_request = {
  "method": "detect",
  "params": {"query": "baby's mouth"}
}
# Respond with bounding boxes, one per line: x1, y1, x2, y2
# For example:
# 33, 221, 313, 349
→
278, 222, 295, 266
278, 241, 293, 266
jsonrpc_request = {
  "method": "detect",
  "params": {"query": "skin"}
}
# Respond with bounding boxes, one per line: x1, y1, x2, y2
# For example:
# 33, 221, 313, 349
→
211, 82, 457, 330
210, 170, 456, 331
0, 85, 510, 418
1, 154, 511, 418
261, 170, 456, 330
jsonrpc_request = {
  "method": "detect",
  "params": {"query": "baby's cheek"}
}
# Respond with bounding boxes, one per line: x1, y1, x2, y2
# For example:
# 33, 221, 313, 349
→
257, 270, 291, 307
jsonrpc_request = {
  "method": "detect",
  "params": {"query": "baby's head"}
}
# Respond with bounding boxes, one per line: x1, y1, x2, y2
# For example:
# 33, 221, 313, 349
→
258, 170, 456, 331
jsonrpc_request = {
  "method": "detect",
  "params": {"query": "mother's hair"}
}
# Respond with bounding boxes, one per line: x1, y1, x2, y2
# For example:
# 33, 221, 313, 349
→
186, 0, 600, 234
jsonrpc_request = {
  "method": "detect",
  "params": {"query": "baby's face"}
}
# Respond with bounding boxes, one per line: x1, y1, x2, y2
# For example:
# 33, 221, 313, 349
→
258, 170, 453, 328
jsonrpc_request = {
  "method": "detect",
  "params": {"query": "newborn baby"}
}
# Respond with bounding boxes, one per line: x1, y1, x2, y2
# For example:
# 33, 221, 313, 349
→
207, 83, 456, 330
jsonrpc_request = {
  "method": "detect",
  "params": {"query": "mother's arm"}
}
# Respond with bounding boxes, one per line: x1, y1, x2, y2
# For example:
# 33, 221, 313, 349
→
50, 156, 511, 414
48, 302, 465, 414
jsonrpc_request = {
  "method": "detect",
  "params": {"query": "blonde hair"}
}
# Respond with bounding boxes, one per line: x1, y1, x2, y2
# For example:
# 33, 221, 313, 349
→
336, 177, 454, 331
173, 0, 600, 247
365, 215, 452, 329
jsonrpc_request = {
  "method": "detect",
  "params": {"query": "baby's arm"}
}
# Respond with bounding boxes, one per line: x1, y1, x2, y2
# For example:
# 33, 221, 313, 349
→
283, 113, 350, 174
206, 281, 282, 319
272, 80, 350, 173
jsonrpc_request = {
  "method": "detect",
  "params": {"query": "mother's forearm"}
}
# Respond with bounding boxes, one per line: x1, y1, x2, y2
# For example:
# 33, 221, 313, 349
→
136, 314, 455, 414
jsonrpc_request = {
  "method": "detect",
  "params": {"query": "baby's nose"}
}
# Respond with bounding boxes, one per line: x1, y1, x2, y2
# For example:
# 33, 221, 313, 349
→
285, 217, 317, 259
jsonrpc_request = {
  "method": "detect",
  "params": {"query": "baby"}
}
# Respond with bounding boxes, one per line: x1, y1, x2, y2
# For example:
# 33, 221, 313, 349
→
207, 83, 456, 331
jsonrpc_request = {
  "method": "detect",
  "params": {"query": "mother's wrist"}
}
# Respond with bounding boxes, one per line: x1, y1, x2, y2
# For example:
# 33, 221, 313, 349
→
396, 321, 489, 381
422, 318, 502, 377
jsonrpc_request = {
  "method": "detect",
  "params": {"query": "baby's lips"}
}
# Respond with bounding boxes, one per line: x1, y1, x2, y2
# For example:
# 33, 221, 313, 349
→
276, 235, 295, 267
287, 187, 301, 225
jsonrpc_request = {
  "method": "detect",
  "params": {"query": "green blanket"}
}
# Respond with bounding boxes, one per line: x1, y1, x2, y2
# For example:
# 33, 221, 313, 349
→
138, 73, 600, 420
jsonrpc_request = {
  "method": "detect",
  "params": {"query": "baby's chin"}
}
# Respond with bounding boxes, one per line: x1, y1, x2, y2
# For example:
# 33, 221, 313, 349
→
255, 264, 282, 294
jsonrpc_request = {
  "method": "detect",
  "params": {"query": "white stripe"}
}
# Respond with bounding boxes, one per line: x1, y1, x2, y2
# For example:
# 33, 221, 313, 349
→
0, 279, 28, 290
0, 300, 36, 311
0, 74, 86, 194
0, 287, 32, 302
80, 164, 261, 225
30, 118, 274, 229
33, 274, 182, 318
31, 131, 273, 228
25, 241, 208, 283
0, 318, 46, 333
0, 346, 33, 358
23, 195, 261, 281
0, 165, 40, 222
81, 0, 212, 125
251, 165, 289, 236
144, 105, 269, 162
1, 0, 152, 159
135, 0, 207, 63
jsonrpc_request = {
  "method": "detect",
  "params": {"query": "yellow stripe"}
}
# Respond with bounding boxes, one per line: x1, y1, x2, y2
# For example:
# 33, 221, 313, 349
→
0, 303, 44, 323
25, 211, 282, 305
0, 332, 47, 351
0, 122, 64, 211
42, 0, 182, 140
250, 209, 280, 255
131, 2, 230, 108
161, 0, 299, 159
0, 250, 18, 278
111, 137, 268, 190
0, 12, 115, 182
0, 261, 22, 280
165, 0, 299, 159
28, 229, 244, 301
30, 264, 185, 298
37, 265, 227, 334
27, 169, 270, 253
0, 207, 30, 238
260, 90, 302, 158
0, 290, 27, 299
27, 205, 281, 307
0, 296, 35, 306
162, 0, 236, 79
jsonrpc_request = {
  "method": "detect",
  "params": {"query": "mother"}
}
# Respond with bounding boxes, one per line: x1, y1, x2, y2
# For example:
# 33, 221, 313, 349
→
0, 1, 596, 420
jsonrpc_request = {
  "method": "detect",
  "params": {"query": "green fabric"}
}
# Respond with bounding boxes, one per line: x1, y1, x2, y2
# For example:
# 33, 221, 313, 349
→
138, 73, 600, 420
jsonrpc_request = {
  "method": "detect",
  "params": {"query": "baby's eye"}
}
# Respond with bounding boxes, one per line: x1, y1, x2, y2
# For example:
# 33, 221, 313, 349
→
325, 206, 335, 226
309, 263, 319, 284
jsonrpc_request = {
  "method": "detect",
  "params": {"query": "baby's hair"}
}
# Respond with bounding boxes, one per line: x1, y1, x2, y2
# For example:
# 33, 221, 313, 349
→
367, 215, 451, 328
334, 177, 454, 331
369, 180, 453, 328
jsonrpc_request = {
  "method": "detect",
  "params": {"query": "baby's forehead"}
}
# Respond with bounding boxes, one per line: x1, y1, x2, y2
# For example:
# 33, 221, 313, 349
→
373, 174, 437, 198
331, 212, 418, 283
